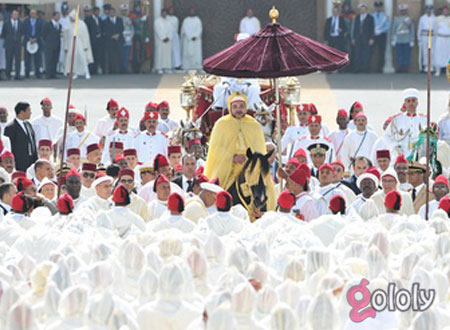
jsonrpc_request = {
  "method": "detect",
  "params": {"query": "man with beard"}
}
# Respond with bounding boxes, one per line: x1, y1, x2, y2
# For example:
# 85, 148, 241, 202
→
394, 154, 411, 191
205, 92, 275, 210
0, 151, 15, 174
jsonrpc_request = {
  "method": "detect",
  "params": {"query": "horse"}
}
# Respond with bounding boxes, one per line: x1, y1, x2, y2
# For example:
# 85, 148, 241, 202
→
227, 148, 274, 221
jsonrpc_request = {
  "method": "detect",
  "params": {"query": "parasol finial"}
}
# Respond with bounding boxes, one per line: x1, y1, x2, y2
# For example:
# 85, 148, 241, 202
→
269, 6, 279, 24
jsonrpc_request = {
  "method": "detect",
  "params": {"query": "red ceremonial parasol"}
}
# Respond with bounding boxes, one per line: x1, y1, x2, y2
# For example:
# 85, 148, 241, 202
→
202, 6, 349, 177
203, 20, 349, 78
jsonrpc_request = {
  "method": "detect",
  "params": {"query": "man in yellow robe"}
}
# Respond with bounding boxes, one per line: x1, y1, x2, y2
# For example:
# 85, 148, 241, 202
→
204, 92, 275, 211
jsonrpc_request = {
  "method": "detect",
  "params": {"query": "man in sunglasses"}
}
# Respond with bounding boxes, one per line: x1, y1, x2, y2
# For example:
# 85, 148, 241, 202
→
80, 162, 97, 199
118, 168, 150, 222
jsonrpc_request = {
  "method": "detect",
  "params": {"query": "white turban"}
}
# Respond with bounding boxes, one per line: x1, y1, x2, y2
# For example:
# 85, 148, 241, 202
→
402, 88, 419, 100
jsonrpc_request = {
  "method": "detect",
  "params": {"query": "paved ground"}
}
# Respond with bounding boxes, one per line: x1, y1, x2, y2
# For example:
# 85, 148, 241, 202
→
0, 72, 448, 136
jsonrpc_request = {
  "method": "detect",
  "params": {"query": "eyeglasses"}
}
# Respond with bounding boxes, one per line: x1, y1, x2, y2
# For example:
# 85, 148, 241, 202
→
120, 179, 134, 184
82, 172, 96, 179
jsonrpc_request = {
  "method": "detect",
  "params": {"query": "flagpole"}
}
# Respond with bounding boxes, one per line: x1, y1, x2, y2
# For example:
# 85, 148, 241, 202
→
425, 22, 432, 220
57, 6, 80, 199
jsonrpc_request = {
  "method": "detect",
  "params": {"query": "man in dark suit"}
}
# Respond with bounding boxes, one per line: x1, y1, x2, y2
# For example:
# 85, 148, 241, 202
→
85, 6, 104, 75
324, 5, 347, 53
42, 11, 61, 79
4, 102, 38, 172
103, 7, 124, 73
340, 156, 372, 195
23, 9, 44, 78
2, 10, 23, 80
0, 183, 16, 216
351, 4, 375, 73
172, 154, 197, 193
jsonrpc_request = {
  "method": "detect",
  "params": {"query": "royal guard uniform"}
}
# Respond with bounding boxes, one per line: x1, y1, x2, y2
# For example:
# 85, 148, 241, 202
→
385, 89, 427, 158
132, 111, 169, 164
292, 115, 335, 164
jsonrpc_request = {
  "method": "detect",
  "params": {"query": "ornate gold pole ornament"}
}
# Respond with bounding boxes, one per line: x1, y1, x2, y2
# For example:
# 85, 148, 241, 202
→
269, 6, 279, 24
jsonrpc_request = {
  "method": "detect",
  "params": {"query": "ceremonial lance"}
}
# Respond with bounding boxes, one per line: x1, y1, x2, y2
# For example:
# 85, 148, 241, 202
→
57, 5, 80, 198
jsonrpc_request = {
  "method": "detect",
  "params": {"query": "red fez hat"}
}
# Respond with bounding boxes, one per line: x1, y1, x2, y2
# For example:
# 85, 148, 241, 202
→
11, 171, 26, 181
196, 166, 204, 175
157, 101, 169, 109
308, 115, 322, 124
145, 102, 159, 111
57, 194, 74, 215
11, 192, 30, 213
117, 107, 129, 118
124, 149, 137, 157
168, 192, 184, 212
82, 163, 97, 172
439, 195, 450, 213
395, 154, 408, 165
153, 174, 169, 192
38, 139, 52, 148
66, 169, 81, 178
296, 103, 313, 113
107, 98, 119, 109
16, 177, 33, 191
173, 164, 183, 172
286, 158, 300, 168
354, 112, 367, 120
329, 195, 346, 213
142, 111, 159, 121
351, 101, 364, 110
109, 141, 124, 149
1, 151, 14, 160
294, 148, 307, 159
337, 109, 348, 118
434, 174, 449, 187
278, 190, 295, 210
168, 145, 182, 155
87, 143, 100, 154
119, 168, 135, 179
188, 139, 201, 148
376, 149, 390, 159
216, 191, 233, 211
299, 162, 311, 179
153, 154, 169, 171
331, 160, 345, 170
195, 174, 209, 185
114, 154, 126, 163
289, 167, 307, 186
40, 97, 52, 105
366, 167, 381, 181
319, 163, 334, 173
112, 184, 131, 205
385, 190, 402, 210
67, 148, 80, 157
74, 113, 86, 122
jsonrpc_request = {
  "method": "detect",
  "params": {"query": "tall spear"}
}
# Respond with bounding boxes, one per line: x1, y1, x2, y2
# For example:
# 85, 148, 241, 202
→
57, 5, 80, 198
425, 21, 432, 220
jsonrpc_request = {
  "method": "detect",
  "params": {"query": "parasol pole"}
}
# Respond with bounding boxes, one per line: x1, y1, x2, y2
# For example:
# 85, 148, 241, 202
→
57, 5, 80, 199
269, 7, 283, 189
425, 21, 432, 220
274, 78, 283, 188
